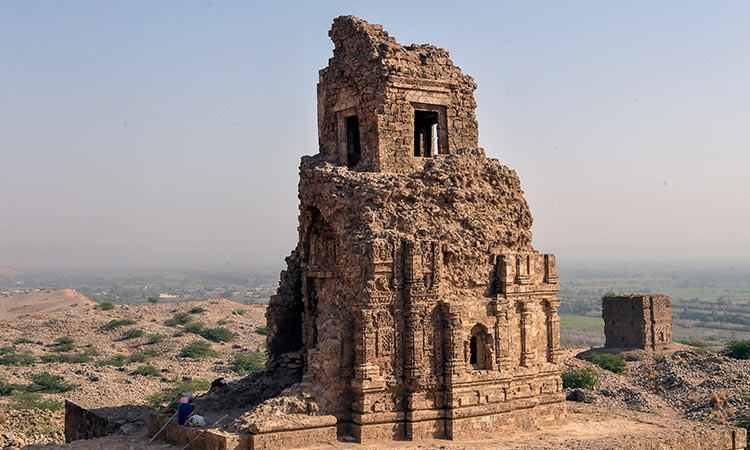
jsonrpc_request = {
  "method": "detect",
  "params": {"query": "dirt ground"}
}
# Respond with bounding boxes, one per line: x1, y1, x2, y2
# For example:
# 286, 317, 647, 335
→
23, 403, 743, 450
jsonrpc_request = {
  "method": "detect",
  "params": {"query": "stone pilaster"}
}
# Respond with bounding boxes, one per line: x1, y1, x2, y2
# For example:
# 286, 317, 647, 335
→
545, 298, 562, 364
544, 254, 559, 284
354, 309, 380, 381
519, 299, 535, 367
491, 296, 512, 371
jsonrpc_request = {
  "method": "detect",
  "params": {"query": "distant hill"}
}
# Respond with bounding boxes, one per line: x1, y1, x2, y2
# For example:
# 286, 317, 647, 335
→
0, 289, 95, 320
0, 265, 25, 277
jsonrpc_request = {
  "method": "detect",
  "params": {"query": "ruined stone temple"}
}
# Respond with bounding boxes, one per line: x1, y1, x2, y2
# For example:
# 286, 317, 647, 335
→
196, 15, 565, 447
603, 294, 672, 351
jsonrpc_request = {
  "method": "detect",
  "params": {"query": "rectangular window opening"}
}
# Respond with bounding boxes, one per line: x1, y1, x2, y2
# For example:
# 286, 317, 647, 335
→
346, 115, 361, 168
414, 110, 440, 157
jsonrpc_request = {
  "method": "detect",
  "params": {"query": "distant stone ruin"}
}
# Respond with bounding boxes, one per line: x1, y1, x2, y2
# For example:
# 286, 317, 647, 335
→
602, 294, 672, 351
195, 15, 565, 447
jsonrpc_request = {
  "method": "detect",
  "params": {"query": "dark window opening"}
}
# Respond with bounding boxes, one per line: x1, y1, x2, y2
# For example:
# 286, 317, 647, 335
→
469, 323, 490, 369
346, 115, 361, 168
307, 277, 319, 347
414, 110, 439, 157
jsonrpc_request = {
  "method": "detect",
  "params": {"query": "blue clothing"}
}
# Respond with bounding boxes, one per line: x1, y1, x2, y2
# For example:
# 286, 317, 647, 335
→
177, 403, 195, 425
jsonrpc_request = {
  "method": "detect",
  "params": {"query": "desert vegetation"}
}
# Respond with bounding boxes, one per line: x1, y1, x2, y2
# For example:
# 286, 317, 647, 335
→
562, 368, 600, 390
233, 351, 266, 375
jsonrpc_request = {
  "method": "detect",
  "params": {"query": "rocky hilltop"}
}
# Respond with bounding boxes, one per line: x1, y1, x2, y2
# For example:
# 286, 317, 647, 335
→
0, 290, 95, 321
0, 290, 266, 448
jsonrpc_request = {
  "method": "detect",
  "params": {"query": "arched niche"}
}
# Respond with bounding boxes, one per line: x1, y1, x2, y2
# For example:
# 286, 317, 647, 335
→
469, 323, 491, 370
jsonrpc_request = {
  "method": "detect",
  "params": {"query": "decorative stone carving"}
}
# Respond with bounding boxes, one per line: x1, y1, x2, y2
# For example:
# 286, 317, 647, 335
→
257, 15, 565, 445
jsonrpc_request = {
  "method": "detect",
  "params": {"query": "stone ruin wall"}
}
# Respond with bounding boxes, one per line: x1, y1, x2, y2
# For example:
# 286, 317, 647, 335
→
266, 146, 564, 439
261, 15, 564, 443
317, 16, 478, 173
603, 294, 672, 351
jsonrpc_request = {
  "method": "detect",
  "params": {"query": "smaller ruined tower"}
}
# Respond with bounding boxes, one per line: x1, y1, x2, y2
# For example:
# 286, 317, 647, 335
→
603, 294, 672, 351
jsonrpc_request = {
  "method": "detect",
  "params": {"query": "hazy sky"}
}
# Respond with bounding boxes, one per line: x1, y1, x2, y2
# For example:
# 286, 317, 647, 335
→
2, 1, 749, 269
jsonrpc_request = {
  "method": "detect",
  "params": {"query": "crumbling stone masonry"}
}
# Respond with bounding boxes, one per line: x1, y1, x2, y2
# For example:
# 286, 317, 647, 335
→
603, 294, 672, 351
260, 15, 565, 444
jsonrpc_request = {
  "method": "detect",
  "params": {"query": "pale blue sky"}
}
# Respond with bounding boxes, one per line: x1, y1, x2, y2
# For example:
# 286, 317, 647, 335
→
1, 1, 749, 268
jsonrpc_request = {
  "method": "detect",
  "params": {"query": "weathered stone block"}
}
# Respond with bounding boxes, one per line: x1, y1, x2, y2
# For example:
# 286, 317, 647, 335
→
603, 293, 672, 350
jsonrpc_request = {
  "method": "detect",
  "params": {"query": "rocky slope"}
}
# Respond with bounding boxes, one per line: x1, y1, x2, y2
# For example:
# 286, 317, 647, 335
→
565, 345, 750, 430
0, 291, 266, 448
0, 290, 95, 321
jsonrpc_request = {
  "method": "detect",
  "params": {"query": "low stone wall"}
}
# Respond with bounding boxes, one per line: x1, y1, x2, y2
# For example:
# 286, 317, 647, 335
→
148, 412, 337, 450
447, 401, 566, 440
147, 413, 247, 449
249, 425, 337, 450
64, 400, 120, 443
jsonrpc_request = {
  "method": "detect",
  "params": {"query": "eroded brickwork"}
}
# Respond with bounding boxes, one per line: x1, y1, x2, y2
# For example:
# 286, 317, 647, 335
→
317, 16, 478, 173
603, 294, 672, 351
232, 15, 564, 445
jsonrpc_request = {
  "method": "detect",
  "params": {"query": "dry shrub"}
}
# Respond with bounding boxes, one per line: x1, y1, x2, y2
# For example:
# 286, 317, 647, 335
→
710, 392, 725, 409
647, 370, 659, 380
688, 395, 698, 405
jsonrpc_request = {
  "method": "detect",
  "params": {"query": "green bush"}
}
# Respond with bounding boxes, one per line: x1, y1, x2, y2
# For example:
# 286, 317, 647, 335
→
0, 378, 24, 396
183, 321, 205, 334
200, 327, 233, 343
562, 368, 600, 390
233, 351, 266, 375
40, 352, 91, 364
13, 337, 33, 344
147, 333, 164, 344
0, 350, 36, 366
122, 328, 144, 340
726, 340, 750, 359
0, 346, 16, 355
180, 340, 219, 358
127, 349, 158, 364
97, 354, 127, 367
96, 302, 115, 310
255, 326, 268, 335
165, 312, 193, 327
9, 392, 64, 411
147, 296, 159, 304
28, 372, 72, 393
585, 353, 628, 373
146, 378, 210, 410
83, 346, 100, 357
234, 309, 246, 316
52, 336, 75, 352
602, 291, 616, 298
217, 319, 229, 325
105, 318, 137, 329
189, 306, 206, 314
132, 365, 161, 377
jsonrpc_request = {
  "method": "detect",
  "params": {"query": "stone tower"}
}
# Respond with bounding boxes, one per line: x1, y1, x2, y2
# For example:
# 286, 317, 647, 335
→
316, 17, 478, 173
603, 294, 672, 351
263, 15, 565, 443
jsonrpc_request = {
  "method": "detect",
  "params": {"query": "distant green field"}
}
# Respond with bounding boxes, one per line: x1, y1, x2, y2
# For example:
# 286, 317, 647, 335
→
560, 315, 604, 333
559, 315, 605, 347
